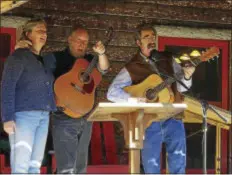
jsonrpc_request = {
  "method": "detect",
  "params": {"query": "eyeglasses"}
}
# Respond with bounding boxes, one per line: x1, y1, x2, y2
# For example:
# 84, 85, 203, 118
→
141, 36, 156, 41
71, 38, 88, 46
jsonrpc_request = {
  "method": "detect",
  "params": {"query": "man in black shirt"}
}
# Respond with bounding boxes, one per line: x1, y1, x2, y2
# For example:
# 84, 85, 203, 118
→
16, 26, 110, 173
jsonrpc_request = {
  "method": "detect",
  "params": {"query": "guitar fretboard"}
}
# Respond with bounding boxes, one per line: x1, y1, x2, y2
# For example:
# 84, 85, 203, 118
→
191, 58, 202, 67
82, 27, 113, 79
152, 77, 175, 94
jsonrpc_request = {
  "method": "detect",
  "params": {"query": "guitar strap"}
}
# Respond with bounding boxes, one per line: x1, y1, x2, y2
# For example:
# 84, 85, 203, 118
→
148, 59, 161, 76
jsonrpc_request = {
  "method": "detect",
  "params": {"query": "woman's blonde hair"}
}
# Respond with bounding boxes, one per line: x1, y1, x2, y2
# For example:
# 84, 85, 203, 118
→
21, 18, 47, 40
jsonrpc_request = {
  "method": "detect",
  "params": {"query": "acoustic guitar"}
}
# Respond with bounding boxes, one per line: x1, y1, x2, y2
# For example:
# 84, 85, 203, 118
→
54, 27, 114, 118
124, 47, 220, 103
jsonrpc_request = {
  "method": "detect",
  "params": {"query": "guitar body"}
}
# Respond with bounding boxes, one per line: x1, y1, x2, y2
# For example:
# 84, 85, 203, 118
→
124, 47, 220, 104
124, 74, 174, 103
54, 59, 102, 118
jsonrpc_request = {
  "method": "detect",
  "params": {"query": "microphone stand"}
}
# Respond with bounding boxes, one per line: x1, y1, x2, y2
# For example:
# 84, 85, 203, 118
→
154, 63, 228, 174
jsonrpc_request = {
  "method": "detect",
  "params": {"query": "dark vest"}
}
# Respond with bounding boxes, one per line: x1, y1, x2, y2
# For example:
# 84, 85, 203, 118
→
125, 52, 183, 102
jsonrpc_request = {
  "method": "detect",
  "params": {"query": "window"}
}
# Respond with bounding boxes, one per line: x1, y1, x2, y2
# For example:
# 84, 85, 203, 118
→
165, 45, 222, 103
158, 36, 229, 173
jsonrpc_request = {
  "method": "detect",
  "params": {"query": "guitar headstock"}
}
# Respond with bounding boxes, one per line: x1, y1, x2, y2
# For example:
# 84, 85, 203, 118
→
199, 47, 220, 62
104, 27, 114, 47
174, 46, 220, 67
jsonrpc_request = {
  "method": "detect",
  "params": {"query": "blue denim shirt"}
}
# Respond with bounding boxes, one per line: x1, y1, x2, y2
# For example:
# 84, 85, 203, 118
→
1, 48, 57, 122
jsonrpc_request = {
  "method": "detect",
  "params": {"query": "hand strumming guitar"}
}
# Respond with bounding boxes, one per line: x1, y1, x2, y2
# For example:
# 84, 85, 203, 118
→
177, 52, 196, 80
183, 66, 196, 80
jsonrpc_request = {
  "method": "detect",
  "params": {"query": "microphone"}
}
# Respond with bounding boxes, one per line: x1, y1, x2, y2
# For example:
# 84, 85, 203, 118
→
150, 49, 173, 62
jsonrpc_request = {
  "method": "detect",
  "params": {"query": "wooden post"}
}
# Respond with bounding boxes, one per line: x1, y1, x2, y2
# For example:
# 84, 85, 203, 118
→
215, 124, 221, 174
87, 102, 188, 174
229, 125, 232, 173
113, 109, 146, 173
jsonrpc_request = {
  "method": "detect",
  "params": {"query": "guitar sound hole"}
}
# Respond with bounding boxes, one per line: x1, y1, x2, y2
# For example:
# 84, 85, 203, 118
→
80, 72, 90, 83
146, 89, 156, 101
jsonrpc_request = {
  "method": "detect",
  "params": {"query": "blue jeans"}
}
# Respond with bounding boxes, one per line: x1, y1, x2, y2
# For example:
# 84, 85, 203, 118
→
51, 112, 92, 174
9, 110, 49, 174
141, 118, 186, 174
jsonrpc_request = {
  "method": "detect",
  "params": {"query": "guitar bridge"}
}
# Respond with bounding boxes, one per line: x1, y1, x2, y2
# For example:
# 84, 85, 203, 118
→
70, 82, 85, 94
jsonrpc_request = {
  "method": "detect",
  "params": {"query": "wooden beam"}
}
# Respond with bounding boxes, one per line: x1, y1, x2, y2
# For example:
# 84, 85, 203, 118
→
184, 96, 231, 126
183, 111, 230, 130
1, 0, 29, 14
215, 125, 222, 174
9, 6, 232, 30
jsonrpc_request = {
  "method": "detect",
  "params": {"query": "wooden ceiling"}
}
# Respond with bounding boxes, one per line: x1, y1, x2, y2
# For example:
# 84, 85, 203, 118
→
1, 0, 29, 14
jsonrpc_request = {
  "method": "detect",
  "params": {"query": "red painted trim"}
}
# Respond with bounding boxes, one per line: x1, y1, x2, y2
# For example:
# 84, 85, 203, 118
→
0, 167, 47, 174
0, 154, 47, 174
0, 27, 16, 55
90, 122, 103, 164
221, 129, 228, 173
158, 37, 228, 51
51, 154, 57, 173
52, 154, 128, 173
0, 167, 10, 174
51, 155, 124, 173
220, 43, 229, 109
0, 154, 4, 173
162, 168, 215, 174
158, 36, 229, 109
91, 165, 216, 174
0, 28, 16, 174
208, 101, 222, 108
102, 122, 118, 164
87, 165, 129, 173
186, 169, 215, 174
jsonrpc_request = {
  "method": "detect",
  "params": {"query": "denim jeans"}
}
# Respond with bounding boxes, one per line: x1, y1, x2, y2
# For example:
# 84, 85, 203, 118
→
9, 110, 49, 173
141, 118, 186, 174
51, 112, 92, 174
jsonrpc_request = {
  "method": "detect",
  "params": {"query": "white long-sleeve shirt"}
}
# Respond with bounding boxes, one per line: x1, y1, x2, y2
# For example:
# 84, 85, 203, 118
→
107, 56, 192, 103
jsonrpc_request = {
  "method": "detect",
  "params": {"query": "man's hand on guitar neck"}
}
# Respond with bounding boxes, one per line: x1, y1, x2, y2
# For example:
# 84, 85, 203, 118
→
182, 66, 195, 80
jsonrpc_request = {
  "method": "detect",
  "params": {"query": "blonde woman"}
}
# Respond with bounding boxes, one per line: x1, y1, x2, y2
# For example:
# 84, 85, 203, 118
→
1, 18, 56, 173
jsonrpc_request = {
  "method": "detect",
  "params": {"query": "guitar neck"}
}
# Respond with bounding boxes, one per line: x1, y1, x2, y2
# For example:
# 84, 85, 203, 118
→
84, 28, 113, 75
85, 55, 98, 75
181, 58, 202, 67
191, 58, 202, 67
152, 77, 175, 94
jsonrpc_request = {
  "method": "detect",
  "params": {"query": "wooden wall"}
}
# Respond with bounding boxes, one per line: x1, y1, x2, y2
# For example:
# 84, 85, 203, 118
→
5, 0, 231, 102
